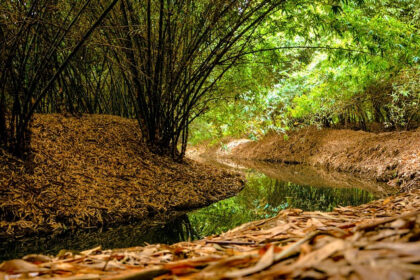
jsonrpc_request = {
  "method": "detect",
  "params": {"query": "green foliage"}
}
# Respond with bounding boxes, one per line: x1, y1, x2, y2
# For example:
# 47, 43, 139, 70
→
1, 0, 418, 155
188, 172, 376, 237
386, 68, 420, 128
189, 0, 420, 144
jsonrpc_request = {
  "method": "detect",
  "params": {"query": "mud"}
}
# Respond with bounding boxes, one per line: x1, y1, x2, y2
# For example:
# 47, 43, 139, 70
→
223, 127, 419, 191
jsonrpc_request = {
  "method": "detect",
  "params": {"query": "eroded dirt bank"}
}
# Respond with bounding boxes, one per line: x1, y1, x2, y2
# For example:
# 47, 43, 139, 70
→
0, 114, 244, 239
225, 160, 396, 196
229, 127, 420, 191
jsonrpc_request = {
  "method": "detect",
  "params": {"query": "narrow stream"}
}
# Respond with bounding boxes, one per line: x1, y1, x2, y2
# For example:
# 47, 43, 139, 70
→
0, 160, 395, 261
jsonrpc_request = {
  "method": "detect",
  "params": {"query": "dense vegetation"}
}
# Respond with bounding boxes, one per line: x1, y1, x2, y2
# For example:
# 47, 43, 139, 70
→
190, 0, 420, 143
1, 0, 419, 158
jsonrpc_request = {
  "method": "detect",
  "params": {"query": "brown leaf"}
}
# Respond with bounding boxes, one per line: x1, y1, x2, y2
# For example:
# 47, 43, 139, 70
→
292, 239, 347, 269
224, 245, 274, 278
0, 259, 41, 273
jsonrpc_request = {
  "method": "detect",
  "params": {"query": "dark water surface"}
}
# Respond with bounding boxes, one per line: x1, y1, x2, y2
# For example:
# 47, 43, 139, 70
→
0, 160, 394, 261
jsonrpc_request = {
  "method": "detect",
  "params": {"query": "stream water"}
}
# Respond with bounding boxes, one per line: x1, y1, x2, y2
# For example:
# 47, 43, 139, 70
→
0, 160, 395, 261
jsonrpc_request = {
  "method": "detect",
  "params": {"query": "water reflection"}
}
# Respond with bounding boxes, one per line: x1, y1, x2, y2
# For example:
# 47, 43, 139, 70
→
188, 172, 376, 237
1, 164, 383, 261
0, 214, 196, 261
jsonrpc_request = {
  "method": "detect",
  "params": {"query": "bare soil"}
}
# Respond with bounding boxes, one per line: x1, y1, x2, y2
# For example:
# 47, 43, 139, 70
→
0, 114, 244, 239
229, 127, 420, 191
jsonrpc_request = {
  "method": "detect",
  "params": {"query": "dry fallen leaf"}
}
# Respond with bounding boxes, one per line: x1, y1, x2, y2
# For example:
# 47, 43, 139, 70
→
0, 259, 41, 273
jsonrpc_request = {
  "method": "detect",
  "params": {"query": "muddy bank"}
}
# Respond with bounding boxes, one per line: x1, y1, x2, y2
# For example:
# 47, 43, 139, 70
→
0, 114, 244, 239
226, 128, 420, 191
222, 159, 397, 196
189, 148, 397, 196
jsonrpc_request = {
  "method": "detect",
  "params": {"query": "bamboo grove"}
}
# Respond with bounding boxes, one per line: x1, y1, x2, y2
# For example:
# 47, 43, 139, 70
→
1, 0, 419, 159
0, 0, 290, 159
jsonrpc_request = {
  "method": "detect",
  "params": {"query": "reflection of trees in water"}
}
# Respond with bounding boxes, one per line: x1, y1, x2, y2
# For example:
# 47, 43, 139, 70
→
2, 174, 377, 261
1, 214, 198, 261
189, 173, 377, 238
162, 214, 199, 242
264, 178, 376, 211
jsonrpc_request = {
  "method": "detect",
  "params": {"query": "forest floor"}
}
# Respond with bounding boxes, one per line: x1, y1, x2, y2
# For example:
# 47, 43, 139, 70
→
0, 114, 244, 239
1, 189, 419, 279
219, 127, 420, 191
2, 124, 420, 279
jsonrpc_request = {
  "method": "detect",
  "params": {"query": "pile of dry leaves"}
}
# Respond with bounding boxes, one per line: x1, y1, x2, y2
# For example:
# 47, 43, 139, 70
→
1, 189, 419, 279
0, 114, 244, 239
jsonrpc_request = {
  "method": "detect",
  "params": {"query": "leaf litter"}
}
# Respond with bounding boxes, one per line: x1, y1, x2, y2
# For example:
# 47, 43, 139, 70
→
0, 114, 244, 239
1, 189, 419, 279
